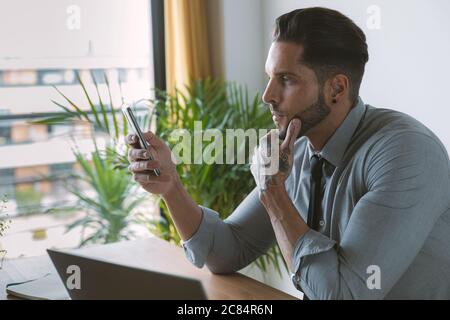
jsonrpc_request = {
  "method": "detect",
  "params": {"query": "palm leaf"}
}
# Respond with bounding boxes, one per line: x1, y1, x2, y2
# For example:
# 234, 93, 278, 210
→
104, 73, 120, 139
53, 85, 89, 120
76, 71, 103, 131
90, 70, 110, 135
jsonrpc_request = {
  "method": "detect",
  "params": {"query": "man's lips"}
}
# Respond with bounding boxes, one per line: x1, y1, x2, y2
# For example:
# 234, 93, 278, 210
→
271, 112, 285, 122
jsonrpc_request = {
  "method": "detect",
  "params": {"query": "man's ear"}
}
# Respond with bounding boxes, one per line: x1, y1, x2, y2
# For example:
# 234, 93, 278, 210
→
326, 74, 349, 105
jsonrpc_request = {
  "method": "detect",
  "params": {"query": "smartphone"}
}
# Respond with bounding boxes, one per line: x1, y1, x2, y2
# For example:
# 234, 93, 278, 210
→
121, 103, 160, 176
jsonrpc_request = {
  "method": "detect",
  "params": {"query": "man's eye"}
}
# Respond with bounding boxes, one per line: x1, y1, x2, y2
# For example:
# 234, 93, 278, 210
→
280, 75, 290, 83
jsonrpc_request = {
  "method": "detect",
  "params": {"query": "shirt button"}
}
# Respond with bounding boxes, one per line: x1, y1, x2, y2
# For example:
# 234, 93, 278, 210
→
319, 220, 325, 227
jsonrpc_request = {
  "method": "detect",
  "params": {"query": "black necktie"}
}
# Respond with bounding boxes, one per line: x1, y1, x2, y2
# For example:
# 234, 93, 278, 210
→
307, 155, 325, 231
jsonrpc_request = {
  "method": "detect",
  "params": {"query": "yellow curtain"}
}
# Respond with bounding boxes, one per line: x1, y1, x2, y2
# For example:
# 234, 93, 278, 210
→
164, 0, 211, 94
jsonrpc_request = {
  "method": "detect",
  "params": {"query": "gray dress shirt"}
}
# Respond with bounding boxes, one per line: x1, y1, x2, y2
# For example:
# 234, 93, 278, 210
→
181, 97, 450, 299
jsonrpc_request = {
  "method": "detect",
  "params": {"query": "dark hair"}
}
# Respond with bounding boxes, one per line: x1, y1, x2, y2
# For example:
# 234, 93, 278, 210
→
273, 7, 369, 103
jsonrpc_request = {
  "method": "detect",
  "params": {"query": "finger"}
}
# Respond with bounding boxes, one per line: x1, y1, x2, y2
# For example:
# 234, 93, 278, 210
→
280, 118, 301, 151
128, 148, 151, 162
128, 160, 160, 173
142, 131, 165, 149
125, 134, 142, 149
133, 173, 170, 184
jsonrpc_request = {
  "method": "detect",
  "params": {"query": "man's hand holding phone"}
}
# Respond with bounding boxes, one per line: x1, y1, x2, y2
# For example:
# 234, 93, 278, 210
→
124, 105, 203, 241
126, 131, 179, 197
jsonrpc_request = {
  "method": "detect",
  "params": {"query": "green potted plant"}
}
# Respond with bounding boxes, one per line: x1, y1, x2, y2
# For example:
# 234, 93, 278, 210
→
33, 72, 147, 246
60, 146, 148, 245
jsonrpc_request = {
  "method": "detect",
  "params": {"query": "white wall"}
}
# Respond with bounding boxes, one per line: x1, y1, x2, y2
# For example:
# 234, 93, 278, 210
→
207, 0, 266, 96
261, 0, 450, 152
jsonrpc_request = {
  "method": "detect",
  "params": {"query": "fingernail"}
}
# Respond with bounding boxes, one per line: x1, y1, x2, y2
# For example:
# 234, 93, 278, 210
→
143, 151, 149, 158
292, 119, 300, 127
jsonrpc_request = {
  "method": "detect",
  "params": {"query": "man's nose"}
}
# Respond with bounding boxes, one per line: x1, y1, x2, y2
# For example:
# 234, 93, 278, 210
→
262, 80, 278, 106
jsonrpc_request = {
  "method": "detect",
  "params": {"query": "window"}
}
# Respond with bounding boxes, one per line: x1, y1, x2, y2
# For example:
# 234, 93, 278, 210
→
0, 120, 12, 145
0, 0, 161, 257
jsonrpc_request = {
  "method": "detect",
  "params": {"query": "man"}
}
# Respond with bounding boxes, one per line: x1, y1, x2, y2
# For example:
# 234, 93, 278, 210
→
127, 7, 450, 299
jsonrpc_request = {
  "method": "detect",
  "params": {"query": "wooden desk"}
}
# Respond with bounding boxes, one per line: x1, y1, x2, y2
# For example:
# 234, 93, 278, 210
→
0, 237, 296, 300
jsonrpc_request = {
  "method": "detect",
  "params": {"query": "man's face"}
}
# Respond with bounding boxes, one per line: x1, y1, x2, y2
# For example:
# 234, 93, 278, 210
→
262, 41, 330, 140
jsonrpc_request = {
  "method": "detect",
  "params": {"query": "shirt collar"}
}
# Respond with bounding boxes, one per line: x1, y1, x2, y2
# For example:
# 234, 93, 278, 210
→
307, 96, 366, 167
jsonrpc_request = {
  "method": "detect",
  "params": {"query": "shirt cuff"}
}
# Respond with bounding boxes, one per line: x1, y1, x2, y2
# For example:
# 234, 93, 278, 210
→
291, 229, 337, 290
181, 206, 222, 268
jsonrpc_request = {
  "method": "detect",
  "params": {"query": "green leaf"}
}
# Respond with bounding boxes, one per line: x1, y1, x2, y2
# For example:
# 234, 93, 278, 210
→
31, 114, 76, 125
104, 73, 120, 139
53, 85, 89, 121
76, 72, 102, 131
91, 70, 110, 135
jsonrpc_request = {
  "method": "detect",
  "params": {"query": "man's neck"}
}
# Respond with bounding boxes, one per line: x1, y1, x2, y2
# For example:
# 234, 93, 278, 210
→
306, 100, 354, 151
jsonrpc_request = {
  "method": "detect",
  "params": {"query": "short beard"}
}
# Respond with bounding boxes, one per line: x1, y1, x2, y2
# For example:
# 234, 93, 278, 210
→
279, 90, 330, 140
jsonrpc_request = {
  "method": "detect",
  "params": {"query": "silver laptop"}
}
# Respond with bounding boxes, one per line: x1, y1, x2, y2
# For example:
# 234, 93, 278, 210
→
47, 249, 207, 300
